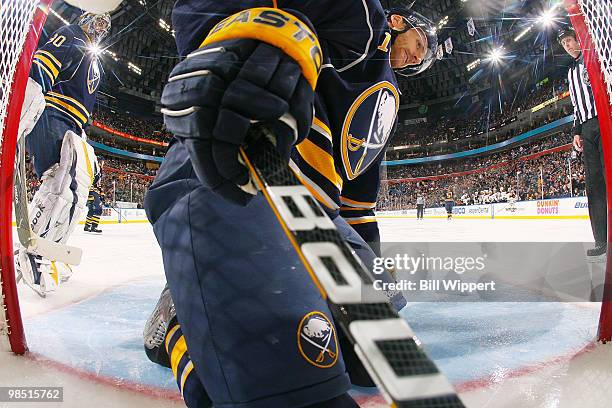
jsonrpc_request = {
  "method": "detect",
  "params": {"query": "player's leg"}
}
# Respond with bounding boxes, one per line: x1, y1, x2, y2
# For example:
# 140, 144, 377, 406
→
144, 143, 353, 408
581, 118, 607, 257
17, 114, 95, 295
88, 192, 103, 233
143, 215, 402, 402
145, 285, 359, 408
84, 195, 94, 231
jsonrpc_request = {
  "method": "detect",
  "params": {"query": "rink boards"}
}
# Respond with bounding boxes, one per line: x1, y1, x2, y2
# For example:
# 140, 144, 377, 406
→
10, 196, 590, 226
378, 196, 590, 220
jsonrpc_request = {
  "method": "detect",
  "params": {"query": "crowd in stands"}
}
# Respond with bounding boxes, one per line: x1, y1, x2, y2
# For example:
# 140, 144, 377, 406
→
391, 77, 568, 150
101, 156, 158, 177
25, 154, 156, 207
386, 132, 573, 179
21, 76, 583, 212
92, 109, 172, 144
97, 155, 157, 206
378, 132, 585, 211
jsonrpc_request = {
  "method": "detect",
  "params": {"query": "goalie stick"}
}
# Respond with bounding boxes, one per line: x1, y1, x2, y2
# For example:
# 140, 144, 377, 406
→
240, 125, 464, 408
13, 135, 82, 266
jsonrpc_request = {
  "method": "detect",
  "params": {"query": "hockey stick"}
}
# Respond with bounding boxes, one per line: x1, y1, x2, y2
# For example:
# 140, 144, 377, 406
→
13, 135, 83, 265
240, 125, 464, 408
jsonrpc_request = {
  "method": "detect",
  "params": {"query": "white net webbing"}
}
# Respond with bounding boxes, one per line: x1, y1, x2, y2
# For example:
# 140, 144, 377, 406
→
578, 0, 612, 106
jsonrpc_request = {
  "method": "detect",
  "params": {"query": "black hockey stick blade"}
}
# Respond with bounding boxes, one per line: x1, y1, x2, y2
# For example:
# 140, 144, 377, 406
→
240, 124, 464, 408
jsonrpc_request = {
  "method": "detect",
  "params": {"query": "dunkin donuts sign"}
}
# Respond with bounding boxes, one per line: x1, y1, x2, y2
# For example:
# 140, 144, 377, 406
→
537, 200, 559, 215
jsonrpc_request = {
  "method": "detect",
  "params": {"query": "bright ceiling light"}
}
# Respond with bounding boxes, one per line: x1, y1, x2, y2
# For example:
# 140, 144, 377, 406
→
514, 26, 532, 42
538, 9, 556, 27
89, 44, 102, 56
487, 47, 505, 64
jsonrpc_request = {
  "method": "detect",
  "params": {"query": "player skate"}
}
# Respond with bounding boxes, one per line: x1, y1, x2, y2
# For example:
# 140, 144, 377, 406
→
15, 251, 58, 298
587, 243, 607, 263
143, 284, 175, 368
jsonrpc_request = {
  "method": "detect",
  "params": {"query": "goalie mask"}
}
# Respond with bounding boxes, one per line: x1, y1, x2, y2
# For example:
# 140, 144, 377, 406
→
384, 5, 438, 77
78, 12, 111, 43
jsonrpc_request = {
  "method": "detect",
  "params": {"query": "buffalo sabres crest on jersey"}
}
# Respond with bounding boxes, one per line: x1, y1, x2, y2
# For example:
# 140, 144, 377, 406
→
87, 58, 101, 94
341, 82, 399, 180
297, 311, 338, 368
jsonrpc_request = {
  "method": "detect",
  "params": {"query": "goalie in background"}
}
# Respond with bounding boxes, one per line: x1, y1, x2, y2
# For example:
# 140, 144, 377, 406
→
16, 12, 111, 296
84, 159, 105, 234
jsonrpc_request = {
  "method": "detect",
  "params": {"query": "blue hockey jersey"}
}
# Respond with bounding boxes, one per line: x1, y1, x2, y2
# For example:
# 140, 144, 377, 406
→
172, 0, 400, 245
29, 24, 103, 129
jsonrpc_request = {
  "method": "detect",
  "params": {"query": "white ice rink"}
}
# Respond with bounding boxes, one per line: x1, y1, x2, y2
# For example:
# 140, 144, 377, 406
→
1, 218, 611, 408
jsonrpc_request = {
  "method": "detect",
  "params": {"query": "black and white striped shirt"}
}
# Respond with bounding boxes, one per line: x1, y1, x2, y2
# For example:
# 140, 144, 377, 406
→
567, 54, 598, 135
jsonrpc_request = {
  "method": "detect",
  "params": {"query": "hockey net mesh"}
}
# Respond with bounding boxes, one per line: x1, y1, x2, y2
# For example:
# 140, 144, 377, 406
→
577, 0, 612, 106
0, 0, 39, 348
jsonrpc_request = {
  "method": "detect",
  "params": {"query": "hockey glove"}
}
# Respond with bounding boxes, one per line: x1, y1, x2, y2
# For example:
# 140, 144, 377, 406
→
161, 8, 322, 205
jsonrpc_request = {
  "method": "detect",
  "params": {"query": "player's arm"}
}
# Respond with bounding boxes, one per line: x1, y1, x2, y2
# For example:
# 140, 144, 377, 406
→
567, 68, 583, 151
172, 1, 369, 60
21, 26, 78, 137
339, 162, 382, 256
30, 26, 78, 92
162, 6, 322, 205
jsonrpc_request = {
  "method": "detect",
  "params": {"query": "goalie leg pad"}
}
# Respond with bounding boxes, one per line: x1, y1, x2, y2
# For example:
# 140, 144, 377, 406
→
29, 130, 96, 245
16, 251, 59, 297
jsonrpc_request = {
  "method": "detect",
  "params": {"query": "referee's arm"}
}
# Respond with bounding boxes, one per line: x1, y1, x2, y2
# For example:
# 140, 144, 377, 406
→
568, 68, 584, 152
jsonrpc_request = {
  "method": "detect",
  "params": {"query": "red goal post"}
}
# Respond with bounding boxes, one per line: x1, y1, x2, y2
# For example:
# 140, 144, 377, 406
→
564, 0, 612, 342
0, 0, 52, 354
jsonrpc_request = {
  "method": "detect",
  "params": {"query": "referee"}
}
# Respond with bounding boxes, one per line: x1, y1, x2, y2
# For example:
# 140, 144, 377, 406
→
559, 27, 607, 259
416, 193, 425, 220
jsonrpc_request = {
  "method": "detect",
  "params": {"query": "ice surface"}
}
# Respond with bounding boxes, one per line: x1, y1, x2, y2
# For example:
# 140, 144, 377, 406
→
1, 219, 610, 408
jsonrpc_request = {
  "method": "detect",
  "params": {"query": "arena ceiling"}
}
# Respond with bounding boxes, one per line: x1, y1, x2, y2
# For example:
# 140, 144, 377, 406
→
50, 0, 573, 114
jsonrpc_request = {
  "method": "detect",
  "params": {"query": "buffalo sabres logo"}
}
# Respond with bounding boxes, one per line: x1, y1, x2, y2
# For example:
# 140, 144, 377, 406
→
297, 311, 338, 368
87, 59, 101, 94
341, 82, 400, 180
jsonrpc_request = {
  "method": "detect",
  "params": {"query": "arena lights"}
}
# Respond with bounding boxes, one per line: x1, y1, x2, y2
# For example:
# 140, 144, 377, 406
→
515, 1, 562, 42
49, 8, 69, 25
538, 9, 557, 27
514, 26, 532, 42
486, 47, 505, 64
467, 58, 481, 71
128, 62, 142, 75
158, 18, 175, 37
88, 43, 102, 56
158, 18, 171, 32
437, 16, 449, 31
104, 49, 119, 62
537, 1, 563, 27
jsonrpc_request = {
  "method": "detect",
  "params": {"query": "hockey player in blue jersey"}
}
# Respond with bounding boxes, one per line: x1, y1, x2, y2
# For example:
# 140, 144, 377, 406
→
16, 12, 110, 296
143, 1, 437, 407
84, 159, 105, 234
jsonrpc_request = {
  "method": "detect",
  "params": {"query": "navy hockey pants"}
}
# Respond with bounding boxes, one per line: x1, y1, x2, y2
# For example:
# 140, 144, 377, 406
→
26, 109, 81, 177
145, 142, 403, 408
